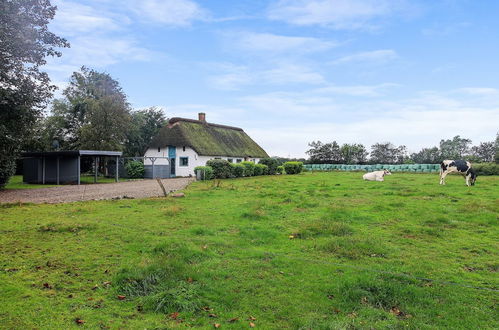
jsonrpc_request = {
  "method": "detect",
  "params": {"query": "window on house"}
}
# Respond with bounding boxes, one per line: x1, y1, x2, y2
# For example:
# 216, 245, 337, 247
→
236, 159, 242, 163
180, 157, 189, 166
228, 158, 233, 163
215, 157, 221, 160
157, 147, 160, 152
183, 146, 186, 152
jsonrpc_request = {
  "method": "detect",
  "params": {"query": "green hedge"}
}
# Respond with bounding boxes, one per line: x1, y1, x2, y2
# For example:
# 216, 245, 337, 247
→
254, 163, 268, 176
258, 158, 279, 175
276, 166, 284, 174
125, 160, 145, 178
206, 159, 232, 179
230, 163, 245, 177
241, 161, 255, 177
283, 161, 303, 175
473, 163, 499, 175
194, 166, 213, 180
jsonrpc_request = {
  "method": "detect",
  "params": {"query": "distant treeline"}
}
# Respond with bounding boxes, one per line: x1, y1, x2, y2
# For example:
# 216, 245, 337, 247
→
305, 135, 499, 165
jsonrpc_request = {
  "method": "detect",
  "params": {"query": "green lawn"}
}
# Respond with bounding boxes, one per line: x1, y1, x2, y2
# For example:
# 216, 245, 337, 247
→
0, 172, 497, 329
5, 175, 120, 189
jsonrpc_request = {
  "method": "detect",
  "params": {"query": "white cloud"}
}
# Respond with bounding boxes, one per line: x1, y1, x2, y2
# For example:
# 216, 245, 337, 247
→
456, 87, 499, 96
234, 32, 337, 53
128, 0, 207, 26
232, 87, 499, 157
207, 62, 326, 90
267, 0, 409, 30
315, 83, 399, 96
330, 49, 398, 65
51, 1, 126, 36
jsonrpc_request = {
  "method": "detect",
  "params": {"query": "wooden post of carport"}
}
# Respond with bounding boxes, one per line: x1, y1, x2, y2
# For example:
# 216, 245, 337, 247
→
56, 156, 60, 185
115, 156, 119, 182
42, 156, 45, 184
77, 155, 81, 185
94, 156, 98, 183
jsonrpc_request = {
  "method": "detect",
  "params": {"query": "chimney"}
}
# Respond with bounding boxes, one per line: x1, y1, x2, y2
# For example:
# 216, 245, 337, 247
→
198, 112, 206, 122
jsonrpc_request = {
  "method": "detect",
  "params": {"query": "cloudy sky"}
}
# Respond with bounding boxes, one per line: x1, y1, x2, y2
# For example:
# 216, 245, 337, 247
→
45, 0, 499, 157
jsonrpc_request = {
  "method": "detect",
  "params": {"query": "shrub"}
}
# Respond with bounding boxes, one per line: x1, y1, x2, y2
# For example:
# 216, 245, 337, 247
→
230, 163, 245, 177
473, 163, 499, 176
125, 160, 145, 178
276, 166, 284, 174
254, 163, 268, 176
241, 161, 255, 176
258, 158, 279, 175
283, 161, 303, 175
194, 166, 213, 180
206, 159, 232, 179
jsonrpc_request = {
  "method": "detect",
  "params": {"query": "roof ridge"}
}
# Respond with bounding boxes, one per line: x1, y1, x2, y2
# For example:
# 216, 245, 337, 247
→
169, 117, 243, 131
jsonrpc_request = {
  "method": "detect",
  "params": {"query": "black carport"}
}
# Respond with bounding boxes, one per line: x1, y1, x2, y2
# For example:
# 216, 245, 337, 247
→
22, 150, 122, 185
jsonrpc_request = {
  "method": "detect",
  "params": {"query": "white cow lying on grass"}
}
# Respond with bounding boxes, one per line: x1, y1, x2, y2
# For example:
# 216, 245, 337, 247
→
363, 170, 391, 182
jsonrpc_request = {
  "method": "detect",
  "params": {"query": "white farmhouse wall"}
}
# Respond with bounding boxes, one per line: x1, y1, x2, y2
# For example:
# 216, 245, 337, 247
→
144, 146, 263, 177
144, 147, 169, 165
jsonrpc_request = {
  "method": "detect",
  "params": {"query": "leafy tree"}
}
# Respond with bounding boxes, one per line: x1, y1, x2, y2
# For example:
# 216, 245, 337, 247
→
439, 135, 471, 160
0, 0, 68, 188
495, 133, 499, 164
124, 107, 167, 156
369, 142, 407, 164
470, 142, 496, 162
306, 141, 341, 163
410, 147, 441, 164
340, 143, 368, 164
51, 67, 131, 150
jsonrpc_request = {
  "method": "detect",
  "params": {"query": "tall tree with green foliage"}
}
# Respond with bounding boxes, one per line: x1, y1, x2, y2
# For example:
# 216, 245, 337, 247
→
410, 147, 441, 164
340, 143, 368, 164
124, 107, 167, 156
0, 0, 69, 188
439, 135, 472, 160
51, 67, 131, 150
370, 142, 407, 164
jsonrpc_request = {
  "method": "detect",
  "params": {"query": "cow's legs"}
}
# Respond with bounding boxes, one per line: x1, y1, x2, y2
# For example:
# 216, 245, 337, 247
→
465, 174, 471, 187
440, 171, 449, 185
376, 177, 384, 182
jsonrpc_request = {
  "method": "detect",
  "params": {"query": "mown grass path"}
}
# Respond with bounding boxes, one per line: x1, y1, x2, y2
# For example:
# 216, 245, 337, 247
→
0, 172, 497, 329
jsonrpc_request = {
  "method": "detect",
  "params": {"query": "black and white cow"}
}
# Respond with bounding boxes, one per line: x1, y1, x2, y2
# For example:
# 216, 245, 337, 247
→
439, 160, 477, 186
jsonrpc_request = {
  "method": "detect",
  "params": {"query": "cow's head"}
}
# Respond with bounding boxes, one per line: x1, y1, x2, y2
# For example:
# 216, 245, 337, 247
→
469, 169, 477, 186
383, 169, 392, 176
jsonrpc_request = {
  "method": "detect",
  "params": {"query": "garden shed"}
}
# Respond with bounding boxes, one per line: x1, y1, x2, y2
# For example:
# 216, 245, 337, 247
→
22, 150, 122, 185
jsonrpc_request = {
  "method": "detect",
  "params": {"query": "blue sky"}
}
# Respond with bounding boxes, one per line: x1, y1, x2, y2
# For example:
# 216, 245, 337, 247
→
45, 0, 499, 157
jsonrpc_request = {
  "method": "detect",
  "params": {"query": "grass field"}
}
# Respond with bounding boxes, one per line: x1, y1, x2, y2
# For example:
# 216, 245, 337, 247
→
5, 175, 122, 190
0, 172, 497, 329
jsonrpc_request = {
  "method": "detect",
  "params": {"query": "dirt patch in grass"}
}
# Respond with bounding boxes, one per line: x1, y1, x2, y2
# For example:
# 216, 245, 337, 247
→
37, 223, 97, 233
320, 237, 387, 259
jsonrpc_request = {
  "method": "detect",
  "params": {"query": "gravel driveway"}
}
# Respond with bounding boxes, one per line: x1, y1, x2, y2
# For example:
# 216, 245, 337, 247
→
0, 178, 195, 204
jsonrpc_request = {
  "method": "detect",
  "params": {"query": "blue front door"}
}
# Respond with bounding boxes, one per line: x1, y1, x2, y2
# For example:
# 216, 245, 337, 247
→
168, 146, 176, 177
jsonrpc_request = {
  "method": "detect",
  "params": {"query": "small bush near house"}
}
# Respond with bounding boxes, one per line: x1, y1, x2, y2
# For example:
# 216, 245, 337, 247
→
194, 166, 213, 180
276, 166, 284, 174
254, 163, 268, 176
259, 158, 280, 175
125, 160, 145, 178
206, 159, 232, 179
241, 161, 256, 176
230, 163, 245, 177
283, 161, 303, 175
473, 163, 499, 175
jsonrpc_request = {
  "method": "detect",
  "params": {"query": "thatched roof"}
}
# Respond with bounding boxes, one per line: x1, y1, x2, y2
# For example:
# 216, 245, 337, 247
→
149, 117, 269, 158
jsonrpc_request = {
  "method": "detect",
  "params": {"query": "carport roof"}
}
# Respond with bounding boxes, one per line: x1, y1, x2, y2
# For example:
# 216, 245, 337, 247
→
22, 150, 123, 157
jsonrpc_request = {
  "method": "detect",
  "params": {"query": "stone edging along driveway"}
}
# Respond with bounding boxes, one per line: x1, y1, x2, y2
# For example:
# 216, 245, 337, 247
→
0, 178, 195, 204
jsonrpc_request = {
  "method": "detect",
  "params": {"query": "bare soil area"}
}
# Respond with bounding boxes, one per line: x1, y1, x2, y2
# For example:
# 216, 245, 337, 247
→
0, 178, 194, 204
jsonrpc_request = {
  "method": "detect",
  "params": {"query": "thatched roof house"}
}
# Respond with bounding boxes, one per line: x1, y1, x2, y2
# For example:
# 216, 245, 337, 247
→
144, 113, 268, 177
